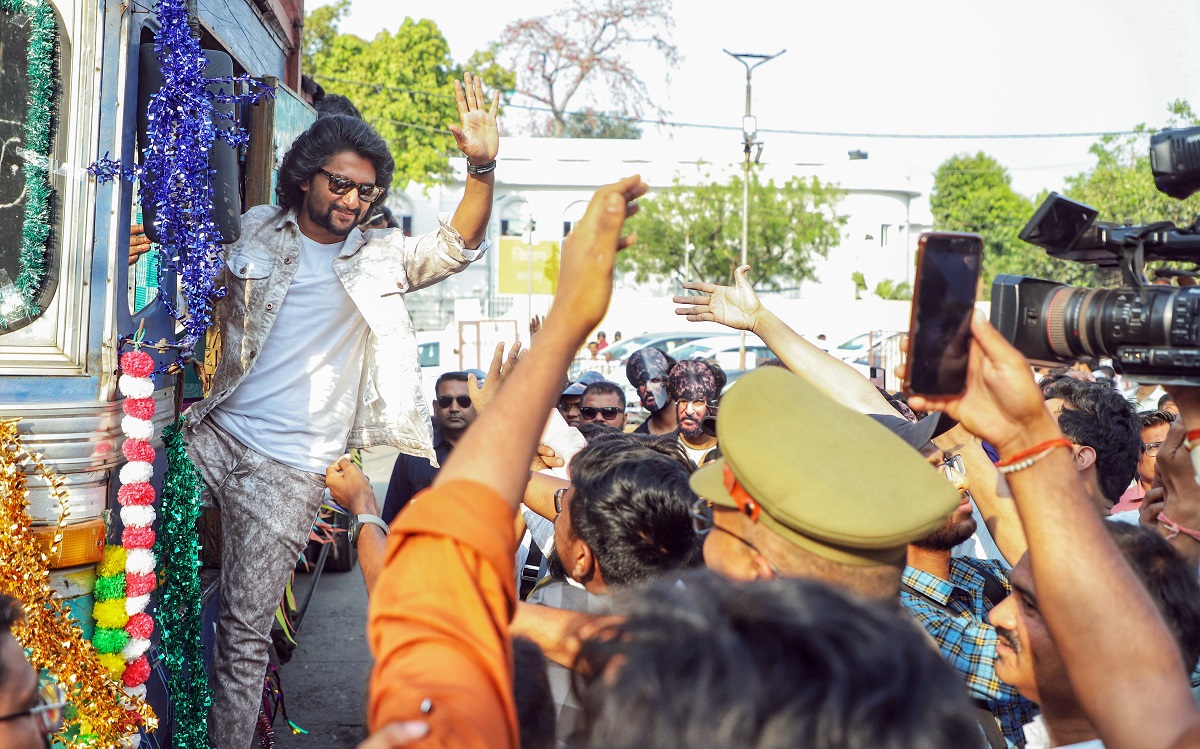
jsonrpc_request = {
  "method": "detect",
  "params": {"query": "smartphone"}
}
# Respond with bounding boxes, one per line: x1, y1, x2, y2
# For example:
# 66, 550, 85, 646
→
904, 232, 984, 396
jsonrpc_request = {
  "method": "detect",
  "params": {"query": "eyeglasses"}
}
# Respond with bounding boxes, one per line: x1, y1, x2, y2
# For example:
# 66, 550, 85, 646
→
938, 453, 966, 482
0, 680, 66, 735
557, 401, 581, 413
579, 406, 622, 421
553, 487, 569, 514
1144, 441, 1164, 457
682, 399, 708, 412
689, 497, 781, 577
436, 395, 473, 409
318, 168, 384, 203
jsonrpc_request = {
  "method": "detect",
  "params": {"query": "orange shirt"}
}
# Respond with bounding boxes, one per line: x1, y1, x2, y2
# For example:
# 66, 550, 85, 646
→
367, 480, 518, 749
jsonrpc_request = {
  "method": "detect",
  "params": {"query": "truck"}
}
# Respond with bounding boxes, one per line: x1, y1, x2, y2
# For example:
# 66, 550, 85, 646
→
0, 0, 314, 745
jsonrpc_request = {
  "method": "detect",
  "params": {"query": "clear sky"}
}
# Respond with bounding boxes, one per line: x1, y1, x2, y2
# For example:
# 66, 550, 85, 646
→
311, 0, 1200, 200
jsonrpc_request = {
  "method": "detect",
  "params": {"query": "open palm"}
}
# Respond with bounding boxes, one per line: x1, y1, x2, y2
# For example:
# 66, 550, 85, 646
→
672, 265, 764, 332
449, 71, 499, 164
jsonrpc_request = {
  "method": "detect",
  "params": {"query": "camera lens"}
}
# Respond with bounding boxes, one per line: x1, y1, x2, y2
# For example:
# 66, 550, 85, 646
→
1042, 285, 1195, 360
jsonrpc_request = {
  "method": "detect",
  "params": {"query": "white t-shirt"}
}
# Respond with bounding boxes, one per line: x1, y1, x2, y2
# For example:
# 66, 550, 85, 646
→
212, 232, 369, 473
679, 436, 715, 467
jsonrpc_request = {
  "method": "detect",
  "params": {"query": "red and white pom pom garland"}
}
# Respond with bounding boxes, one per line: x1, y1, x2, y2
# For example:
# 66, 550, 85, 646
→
115, 350, 157, 706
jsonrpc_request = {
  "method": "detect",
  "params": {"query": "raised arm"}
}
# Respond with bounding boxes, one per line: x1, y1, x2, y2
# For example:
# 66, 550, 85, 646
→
448, 72, 499, 249
907, 313, 1200, 749
436, 174, 648, 502
673, 265, 893, 415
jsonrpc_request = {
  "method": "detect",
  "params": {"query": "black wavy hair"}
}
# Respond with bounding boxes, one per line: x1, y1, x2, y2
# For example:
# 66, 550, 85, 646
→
572, 571, 978, 749
1139, 409, 1177, 432
1040, 376, 1141, 503
275, 115, 395, 210
567, 440, 698, 587
1108, 523, 1200, 671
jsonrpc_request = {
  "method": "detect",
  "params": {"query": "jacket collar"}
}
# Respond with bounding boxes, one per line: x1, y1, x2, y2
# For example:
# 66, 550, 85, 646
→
272, 205, 368, 258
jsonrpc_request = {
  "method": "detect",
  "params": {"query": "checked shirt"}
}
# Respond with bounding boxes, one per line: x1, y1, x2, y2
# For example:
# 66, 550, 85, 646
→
901, 557, 1040, 748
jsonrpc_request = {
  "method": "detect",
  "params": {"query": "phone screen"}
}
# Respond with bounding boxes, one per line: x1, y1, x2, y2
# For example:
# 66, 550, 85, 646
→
907, 234, 983, 396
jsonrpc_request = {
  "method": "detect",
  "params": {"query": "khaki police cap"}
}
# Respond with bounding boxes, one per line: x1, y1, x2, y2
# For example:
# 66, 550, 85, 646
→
690, 367, 960, 567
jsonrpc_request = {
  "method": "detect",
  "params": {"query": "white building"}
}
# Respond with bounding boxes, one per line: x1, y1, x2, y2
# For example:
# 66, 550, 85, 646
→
387, 136, 932, 336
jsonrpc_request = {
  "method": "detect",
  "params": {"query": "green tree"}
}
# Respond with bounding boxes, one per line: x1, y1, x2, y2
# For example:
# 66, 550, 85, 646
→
619, 169, 845, 289
1062, 100, 1200, 240
873, 278, 912, 300
562, 108, 642, 139
302, 5, 513, 186
929, 152, 1100, 293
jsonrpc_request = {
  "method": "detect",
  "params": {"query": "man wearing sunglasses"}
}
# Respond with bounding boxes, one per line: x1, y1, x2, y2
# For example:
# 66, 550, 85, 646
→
182, 73, 499, 749
579, 381, 627, 430
0, 593, 65, 749
381, 372, 479, 524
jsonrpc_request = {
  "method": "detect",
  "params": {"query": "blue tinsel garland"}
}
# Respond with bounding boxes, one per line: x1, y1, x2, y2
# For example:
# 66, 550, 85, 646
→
88, 0, 273, 373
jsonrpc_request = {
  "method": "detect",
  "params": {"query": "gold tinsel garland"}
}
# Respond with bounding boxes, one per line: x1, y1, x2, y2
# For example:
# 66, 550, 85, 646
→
0, 419, 157, 747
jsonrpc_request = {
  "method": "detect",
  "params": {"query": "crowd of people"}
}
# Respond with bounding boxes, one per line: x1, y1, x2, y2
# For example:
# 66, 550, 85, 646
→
2, 73, 1200, 749
333, 178, 1200, 749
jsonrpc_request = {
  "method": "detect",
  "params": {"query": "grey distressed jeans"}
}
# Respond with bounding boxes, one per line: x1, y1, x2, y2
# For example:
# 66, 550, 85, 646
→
184, 417, 327, 749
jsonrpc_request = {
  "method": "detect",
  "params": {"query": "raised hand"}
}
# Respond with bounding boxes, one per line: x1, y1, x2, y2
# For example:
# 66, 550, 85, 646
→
448, 71, 499, 166
467, 341, 522, 414
672, 265, 764, 333
551, 175, 648, 336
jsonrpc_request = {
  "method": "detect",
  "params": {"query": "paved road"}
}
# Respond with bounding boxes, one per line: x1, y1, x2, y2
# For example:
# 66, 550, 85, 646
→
274, 446, 398, 748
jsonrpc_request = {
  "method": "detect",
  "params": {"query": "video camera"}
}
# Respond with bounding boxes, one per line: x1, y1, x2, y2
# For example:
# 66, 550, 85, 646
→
991, 126, 1200, 386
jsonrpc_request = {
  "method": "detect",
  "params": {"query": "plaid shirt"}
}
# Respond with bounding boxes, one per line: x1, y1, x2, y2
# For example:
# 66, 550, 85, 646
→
901, 558, 1040, 748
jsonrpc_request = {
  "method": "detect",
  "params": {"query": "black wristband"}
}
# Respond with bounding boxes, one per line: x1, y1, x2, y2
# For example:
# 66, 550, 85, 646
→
466, 159, 498, 175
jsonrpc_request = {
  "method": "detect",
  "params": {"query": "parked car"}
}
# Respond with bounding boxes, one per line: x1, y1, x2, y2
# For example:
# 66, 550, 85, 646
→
569, 331, 717, 382
671, 334, 774, 373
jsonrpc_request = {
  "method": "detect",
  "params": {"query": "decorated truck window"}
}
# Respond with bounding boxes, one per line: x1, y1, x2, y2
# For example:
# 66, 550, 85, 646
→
0, 0, 64, 332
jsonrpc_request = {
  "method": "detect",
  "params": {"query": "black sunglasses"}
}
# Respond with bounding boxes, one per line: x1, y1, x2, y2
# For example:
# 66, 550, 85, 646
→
580, 406, 622, 420
554, 486, 569, 514
436, 395, 473, 409
318, 168, 384, 203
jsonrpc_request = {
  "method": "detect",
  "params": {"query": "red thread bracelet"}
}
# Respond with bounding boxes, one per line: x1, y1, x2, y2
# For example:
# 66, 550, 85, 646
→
995, 438, 1073, 468
1185, 429, 1200, 452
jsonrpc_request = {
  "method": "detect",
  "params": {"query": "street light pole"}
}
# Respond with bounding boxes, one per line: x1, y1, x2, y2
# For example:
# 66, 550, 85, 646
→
724, 48, 785, 370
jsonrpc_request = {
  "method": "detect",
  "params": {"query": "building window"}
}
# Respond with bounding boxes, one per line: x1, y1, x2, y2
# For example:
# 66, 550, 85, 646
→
500, 219, 510, 236
401, 215, 412, 235
563, 221, 573, 237
880, 224, 891, 247
0, 1, 68, 332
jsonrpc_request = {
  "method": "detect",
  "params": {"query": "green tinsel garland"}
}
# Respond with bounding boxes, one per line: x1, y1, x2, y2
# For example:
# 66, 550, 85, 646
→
0, 0, 57, 315
156, 418, 213, 749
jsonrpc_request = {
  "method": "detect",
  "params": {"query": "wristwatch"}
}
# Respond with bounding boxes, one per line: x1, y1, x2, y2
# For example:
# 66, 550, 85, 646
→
348, 513, 389, 545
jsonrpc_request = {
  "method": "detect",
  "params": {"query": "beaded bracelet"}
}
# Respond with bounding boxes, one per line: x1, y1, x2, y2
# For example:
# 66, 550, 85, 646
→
994, 437, 1073, 475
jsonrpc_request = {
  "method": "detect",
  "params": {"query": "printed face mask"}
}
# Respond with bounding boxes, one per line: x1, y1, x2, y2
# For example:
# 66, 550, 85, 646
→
668, 361, 718, 440
627, 348, 672, 412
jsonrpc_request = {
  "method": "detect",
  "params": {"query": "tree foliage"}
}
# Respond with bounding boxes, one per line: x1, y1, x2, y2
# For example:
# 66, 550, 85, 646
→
932, 102, 1200, 296
873, 278, 912, 300
302, 2, 513, 186
1063, 100, 1200, 231
489, 0, 680, 137
562, 108, 642, 139
619, 169, 846, 289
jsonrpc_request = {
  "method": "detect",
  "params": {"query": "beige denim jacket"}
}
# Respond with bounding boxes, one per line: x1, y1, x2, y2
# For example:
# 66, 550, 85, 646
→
186, 205, 489, 463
